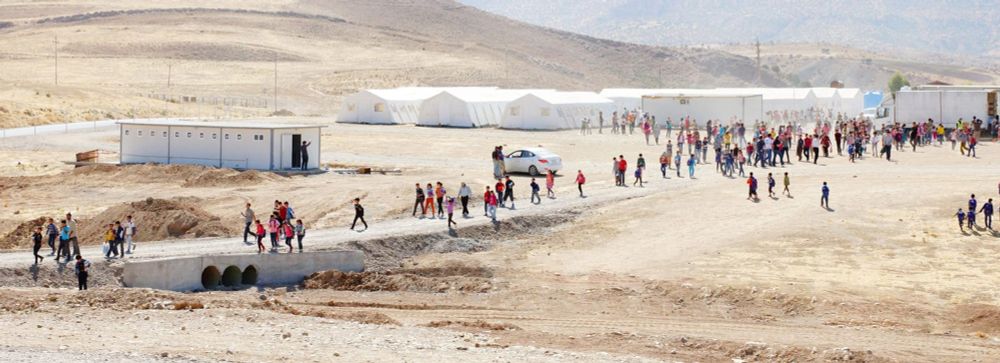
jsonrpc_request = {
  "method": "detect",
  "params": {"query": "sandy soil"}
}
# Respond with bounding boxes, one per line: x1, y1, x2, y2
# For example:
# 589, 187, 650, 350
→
2, 118, 1000, 361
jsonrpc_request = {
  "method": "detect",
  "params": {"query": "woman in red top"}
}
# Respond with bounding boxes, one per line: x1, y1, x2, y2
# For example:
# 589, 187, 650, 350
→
575, 170, 586, 197
254, 220, 265, 253
283, 221, 295, 253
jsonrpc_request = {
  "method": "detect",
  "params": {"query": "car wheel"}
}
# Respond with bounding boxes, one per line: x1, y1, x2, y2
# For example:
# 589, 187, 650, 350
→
528, 165, 539, 176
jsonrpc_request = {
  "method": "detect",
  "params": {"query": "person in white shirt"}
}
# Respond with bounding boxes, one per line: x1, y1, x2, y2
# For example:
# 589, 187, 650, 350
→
457, 182, 472, 218
124, 215, 137, 254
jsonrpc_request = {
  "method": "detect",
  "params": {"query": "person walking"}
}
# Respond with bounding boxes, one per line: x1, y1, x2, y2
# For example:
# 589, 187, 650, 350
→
821, 182, 830, 209
782, 172, 791, 196
124, 215, 137, 254
617, 156, 628, 187
458, 182, 472, 217
114, 221, 125, 257
103, 223, 117, 259
241, 203, 255, 243
424, 183, 436, 218
957, 208, 966, 231
268, 214, 280, 251
295, 219, 306, 252
674, 151, 682, 178
575, 170, 586, 197
283, 221, 295, 253
254, 220, 266, 253
767, 173, 776, 198
980, 198, 994, 230
687, 154, 696, 178
32, 226, 44, 265
299, 141, 312, 171
446, 197, 457, 229
659, 151, 669, 178
530, 178, 541, 204
633, 165, 644, 187
495, 179, 505, 208
74, 255, 90, 291
413, 183, 426, 217
66, 213, 79, 262
45, 218, 57, 256
504, 176, 516, 209
485, 187, 498, 222
747, 172, 758, 201
546, 170, 555, 199
434, 182, 447, 218
351, 198, 367, 231
57, 220, 70, 262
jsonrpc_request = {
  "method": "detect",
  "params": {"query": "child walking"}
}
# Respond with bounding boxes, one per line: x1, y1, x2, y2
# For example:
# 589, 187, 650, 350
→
546, 170, 555, 199
32, 226, 44, 264
255, 220, 266, 253
446, 197, 457, 229
295, 219, 306, 252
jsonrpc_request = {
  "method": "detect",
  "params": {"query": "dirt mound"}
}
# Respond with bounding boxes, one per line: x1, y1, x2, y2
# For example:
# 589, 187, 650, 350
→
303, 262, 494, 293
425, 320, 520, 331
953, 304, 1000, 335
74, 197, 237, 246
0, 216, 48, 249
69, 164, 281, 187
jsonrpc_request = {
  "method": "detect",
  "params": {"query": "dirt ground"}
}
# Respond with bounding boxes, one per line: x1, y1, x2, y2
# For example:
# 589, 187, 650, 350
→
2, 120, 1000, 362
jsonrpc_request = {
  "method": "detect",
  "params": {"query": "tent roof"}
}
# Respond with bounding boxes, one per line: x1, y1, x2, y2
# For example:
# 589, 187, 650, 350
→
599, 88, 702, 98
810, 87, 839, 98
528, 91, 614, 105
439, 88, 554, 103
836, 88, 861, 98
365, 87, 497, 101
714, 88, 815, 100
644, 90, 763, 98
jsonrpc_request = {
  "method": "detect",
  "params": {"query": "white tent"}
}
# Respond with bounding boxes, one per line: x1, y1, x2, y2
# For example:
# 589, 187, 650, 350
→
642, 91, 763, 126
894, 90, 995, 127
834, 88, 864, 117
337, 87, 496, 125
810, 87, 841, 110
500, 91, 615, 130
416, 89, 550, 128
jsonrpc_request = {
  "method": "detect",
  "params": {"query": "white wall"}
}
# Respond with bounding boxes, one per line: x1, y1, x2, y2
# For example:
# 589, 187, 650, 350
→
120, 125, 169, 164
643, 96, 763, 126
895, 91, 990, 126
167, 126, 223, 167
416, 93, 506, 127
220, 128, 271, 169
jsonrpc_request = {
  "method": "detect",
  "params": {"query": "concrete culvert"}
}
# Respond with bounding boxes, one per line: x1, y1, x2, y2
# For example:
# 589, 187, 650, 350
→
201, 266, 221, 290
221, 265, 242, 287
242, 265, 258, 285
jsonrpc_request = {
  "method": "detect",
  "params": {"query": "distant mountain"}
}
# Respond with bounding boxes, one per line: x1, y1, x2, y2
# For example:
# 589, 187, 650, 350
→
458, 0, 1000, 57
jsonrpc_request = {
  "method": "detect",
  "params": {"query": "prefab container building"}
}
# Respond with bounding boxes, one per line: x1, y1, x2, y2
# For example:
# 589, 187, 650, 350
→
894, 90, 997, 127
598, 88, 699, 111
499, 91, 615, 130
642, 91, 764, 126
118, 120, 324, 171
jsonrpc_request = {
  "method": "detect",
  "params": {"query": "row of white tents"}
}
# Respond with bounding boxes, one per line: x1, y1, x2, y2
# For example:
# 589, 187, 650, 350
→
336, 86, 865, 130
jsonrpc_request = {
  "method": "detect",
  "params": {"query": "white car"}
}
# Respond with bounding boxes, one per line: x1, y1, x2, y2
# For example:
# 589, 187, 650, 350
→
504, 147, 562, 176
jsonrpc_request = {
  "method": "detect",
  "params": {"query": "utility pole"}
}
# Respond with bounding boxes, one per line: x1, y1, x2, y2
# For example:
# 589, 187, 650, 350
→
167, 63, 172, 88
273, 51, 278, 114
754, 37, 761, 86
54, 35, 59, 85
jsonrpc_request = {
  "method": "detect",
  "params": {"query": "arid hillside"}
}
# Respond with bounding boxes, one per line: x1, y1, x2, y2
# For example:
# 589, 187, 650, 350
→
0, 0, 782, 128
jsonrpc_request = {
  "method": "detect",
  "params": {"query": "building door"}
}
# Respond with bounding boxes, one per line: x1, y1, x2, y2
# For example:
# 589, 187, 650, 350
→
291, 134, 302, 168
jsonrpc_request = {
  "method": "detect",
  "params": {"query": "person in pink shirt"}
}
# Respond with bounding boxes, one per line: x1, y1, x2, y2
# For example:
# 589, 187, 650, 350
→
546, 170, 555, 199
485, 187, 498, 222
575, 170, 586, 197
267, 214, 280, 252
282, 221, 295, 253
446, 197, 457, 229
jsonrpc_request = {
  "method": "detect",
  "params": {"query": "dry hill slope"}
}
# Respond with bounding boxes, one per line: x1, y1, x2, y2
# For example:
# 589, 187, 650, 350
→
0, 0, 781, 128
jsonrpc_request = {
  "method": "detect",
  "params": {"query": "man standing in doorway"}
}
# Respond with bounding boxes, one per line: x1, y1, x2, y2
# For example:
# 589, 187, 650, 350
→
299, 140, 312, 171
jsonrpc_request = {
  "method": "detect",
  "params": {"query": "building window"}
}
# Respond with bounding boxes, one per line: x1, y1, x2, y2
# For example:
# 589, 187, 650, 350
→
540, 107, 551, 117
151, 131, 156, 137
236, 134, 242, 140
212, 133, 217, 140
163, 132, 167, 138
225, 134, 230, 140
374, 103, 385, 112
138, 130, 143, 136
124, 129, 130, 136
175, 132, 180, 138
509, 106, 520, 116
199, 132, 204, 139
187, 132, 192, 138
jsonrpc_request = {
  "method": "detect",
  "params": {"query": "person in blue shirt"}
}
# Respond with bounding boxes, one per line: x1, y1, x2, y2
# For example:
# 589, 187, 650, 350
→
980, 198, 994, 230
767, 173, 776, 198
687, 154, 696, 178
58, 220, 71, 262
821, 182, 830, 209
969, 194, 978, 216
956, 208, 966, 230
674, 151, 682, 178
529, 178, 541, 204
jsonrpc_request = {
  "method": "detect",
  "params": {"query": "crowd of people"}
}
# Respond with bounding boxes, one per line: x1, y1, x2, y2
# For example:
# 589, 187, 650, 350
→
956, 194, 996, 232
242, 200, 308, 254
28, 212, 134, 290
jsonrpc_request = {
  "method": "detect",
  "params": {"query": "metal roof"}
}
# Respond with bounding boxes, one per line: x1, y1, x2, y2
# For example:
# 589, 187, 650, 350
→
117, 120, 326, 130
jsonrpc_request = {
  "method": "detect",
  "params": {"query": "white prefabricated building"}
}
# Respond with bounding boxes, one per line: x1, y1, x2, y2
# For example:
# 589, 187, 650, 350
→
336, 87, 497, 125
642, 92, 764, 125
499, 91, 615, 130
598, 88, 700, 111
893, 90, 997, 126
416, 89, 551, 128
714, 88, 817, 113
118, 120, 324, 171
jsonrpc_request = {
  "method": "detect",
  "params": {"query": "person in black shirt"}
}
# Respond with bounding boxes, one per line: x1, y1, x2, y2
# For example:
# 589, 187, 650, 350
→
504, 176, 515, 209
351, 198, 367, 231
300, 141, 312, 171
412, 183, 425, 217
32, 227, 44, 264
74, 255, 90, 290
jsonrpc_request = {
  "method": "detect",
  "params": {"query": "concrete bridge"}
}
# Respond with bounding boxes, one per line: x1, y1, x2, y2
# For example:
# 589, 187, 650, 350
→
122, 251, 365, 291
